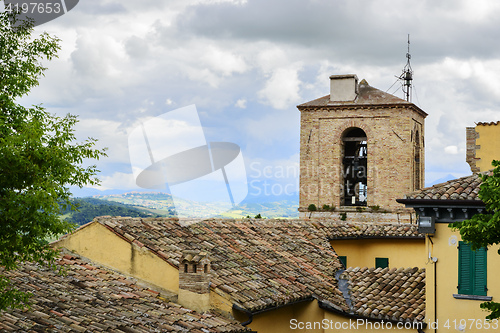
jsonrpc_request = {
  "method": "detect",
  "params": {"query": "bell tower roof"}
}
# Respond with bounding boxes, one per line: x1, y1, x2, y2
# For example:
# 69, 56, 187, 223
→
298, 79, 427, 117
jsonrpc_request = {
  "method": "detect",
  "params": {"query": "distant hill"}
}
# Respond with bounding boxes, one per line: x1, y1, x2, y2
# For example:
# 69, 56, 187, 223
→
61, 197, 168, 226
93, 192, 299, 219
426, 174, 458, 187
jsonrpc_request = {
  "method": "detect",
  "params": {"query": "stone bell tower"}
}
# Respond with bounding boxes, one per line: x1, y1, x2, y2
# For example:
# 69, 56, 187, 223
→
298, 74, 427, 222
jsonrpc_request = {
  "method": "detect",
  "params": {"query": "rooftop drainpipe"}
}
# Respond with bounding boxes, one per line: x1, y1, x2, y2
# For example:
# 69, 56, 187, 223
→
232, 303, 253, 326
428, 235, 437, 333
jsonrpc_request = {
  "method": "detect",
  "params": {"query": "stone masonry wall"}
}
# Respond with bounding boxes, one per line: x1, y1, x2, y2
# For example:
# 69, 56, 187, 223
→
299, 105, 425, 213
466, 127, 480, 173
179, 272, 210, 294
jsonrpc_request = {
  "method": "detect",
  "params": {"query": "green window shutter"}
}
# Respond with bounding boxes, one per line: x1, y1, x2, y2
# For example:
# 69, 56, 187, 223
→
458, 241, 488, 296
473, 247, 487, 296
458, 242, 473, 295
338, 256, 347, 268
375, 257, 388, 269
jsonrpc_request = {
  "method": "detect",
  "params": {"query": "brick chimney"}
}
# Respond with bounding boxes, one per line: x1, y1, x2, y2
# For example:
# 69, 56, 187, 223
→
329, 74, 359, 102
178, 250, 210, 312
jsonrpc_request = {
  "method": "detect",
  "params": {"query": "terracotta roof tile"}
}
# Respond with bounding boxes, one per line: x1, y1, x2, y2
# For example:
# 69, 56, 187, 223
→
339, 267, 425, 322
51, 217, 428, 325
476, 121, 500, 126
0, 256, 248, 332
402, 172, 487, 201
90, 217, 349, 313
319, 220, 423, 239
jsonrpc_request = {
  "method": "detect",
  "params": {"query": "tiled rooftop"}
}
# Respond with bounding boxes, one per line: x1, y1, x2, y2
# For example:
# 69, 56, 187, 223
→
51, 217, 427, 325
402, 173, 484, 201
476, 121, 500, 126
0, 254, 247, 332
318, 220, 424, 239
298, 80, 418, 108
339, 266, 425, 322
94, 217, 349, 313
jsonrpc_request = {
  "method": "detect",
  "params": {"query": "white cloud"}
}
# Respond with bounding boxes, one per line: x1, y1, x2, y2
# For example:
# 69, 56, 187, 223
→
258, 67, 302, 109
16, 0, 500, 195
90, 172, 139, 191
203, 46, 248, 76
256, 47, 289, 74
235, 98, 246, 108
444, 146, 459, 155
75, 118, 130, 163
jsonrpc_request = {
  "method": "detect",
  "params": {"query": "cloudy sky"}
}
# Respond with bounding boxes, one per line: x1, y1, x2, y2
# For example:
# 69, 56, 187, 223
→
11, 0, 500, 200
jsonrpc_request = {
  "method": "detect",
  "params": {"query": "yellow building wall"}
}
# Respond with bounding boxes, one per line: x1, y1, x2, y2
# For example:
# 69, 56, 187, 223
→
330, 238, 425, 268
53, 222, 180, 293
211, 290, 234, 316
475, 124, 500, 172
323, 312, 423, 332
236, 300, 324, 333
233, 299, 422, 332
424, 223, 500, 332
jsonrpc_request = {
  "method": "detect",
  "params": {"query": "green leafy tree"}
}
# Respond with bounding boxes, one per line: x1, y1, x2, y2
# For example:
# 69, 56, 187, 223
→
0, 13, 106, 309
450, 160, 500, 319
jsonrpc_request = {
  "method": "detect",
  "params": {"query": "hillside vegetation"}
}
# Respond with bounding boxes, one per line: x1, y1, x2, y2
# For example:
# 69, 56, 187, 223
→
61, 197, 167, 225
97, 192, 299, 219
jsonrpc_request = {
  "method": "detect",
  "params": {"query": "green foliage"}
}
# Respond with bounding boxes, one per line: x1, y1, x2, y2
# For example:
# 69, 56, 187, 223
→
322, 204, 330, 211
356, 206, 364, 212
254, 213, 262, 219
450, 160, 500, 319
369, 205, 380, 211
340, 212, 347, 221
307, 204, 317, 211
450, 161, 500, 252
481, 301, 500, 320
0, 12, 106, 310
0, 276, 31, 310
61, 198, 163, 225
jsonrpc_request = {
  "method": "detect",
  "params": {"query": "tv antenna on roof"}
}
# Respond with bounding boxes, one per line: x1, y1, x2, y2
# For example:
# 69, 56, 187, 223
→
399, 34, 413, 102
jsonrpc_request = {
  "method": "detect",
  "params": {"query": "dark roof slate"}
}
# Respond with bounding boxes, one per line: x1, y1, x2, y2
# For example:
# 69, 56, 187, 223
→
476, 121, 500, 126
340, 266, 425, 322
94, 217, 348, 313
298, 80, 414, 108
0, 254, 247, 332
402, 173, 485, 201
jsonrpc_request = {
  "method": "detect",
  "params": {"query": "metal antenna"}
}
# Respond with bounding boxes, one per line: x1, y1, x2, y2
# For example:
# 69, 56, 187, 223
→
399, 34, 413, 102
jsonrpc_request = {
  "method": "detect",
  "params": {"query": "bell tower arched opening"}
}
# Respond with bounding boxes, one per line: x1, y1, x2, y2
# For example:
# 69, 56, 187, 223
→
414, 130, 421, 191
342, 127, 367, 206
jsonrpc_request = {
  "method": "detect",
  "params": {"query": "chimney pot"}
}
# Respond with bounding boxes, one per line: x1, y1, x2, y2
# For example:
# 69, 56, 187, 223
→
178, 250, 211, 312
329, 74, 359, 102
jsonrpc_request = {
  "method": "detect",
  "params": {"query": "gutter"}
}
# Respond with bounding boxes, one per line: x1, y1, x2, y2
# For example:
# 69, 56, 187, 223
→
232, 297, 315, 326
396, 198, 485, 207
316, 298, 427, 329
328, 235, 425, 241
234, 295, 427, 330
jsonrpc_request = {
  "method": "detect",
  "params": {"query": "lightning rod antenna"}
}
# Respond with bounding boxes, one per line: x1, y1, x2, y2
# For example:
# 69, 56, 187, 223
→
399, 34, 413, 102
